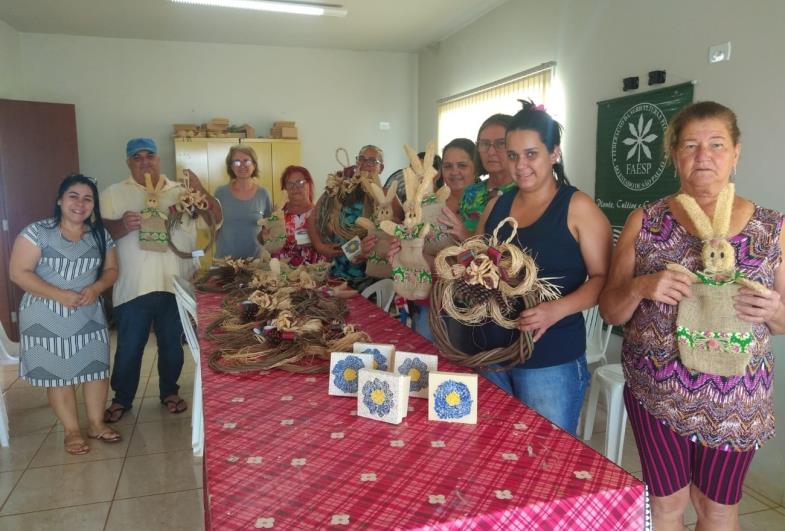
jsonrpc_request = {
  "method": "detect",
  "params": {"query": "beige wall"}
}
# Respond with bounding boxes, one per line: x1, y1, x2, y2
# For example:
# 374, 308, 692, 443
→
16, 33, 417, 192
419, 0, 785, 501
0, 18, 22, 98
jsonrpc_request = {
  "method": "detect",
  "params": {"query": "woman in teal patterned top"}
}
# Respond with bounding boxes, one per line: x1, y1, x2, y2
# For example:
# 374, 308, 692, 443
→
442, 114, 515, 237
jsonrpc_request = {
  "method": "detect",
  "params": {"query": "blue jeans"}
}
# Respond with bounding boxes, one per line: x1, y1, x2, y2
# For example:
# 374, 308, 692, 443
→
412, 303, 435, 342
480, 356, 590, 436
111, 291, 184, 409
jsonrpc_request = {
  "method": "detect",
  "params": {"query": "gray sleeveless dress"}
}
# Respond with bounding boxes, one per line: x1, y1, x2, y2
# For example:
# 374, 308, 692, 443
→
18, 219, 114, 387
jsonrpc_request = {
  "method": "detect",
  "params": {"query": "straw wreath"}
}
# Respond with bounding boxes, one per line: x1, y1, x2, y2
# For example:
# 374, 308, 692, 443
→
166, 175, 217, 259
429, 216, 560, 369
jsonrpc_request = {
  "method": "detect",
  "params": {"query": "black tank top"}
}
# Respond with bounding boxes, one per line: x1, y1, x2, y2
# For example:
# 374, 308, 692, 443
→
465, 185, 587, 368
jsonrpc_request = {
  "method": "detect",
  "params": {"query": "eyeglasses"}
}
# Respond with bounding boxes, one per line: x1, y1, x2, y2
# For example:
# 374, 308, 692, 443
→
477, 139, 506, 152
356, 156, 382, 166
284, 179, 308, 190
443, 162, 471, 171
231, 159, 255, 167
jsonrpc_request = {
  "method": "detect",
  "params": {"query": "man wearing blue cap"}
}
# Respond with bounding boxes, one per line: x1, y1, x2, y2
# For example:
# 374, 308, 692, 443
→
100, 138, 222, 422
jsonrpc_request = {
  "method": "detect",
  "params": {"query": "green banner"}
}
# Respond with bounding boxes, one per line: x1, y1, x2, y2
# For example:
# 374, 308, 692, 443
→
595, 82, 694, 237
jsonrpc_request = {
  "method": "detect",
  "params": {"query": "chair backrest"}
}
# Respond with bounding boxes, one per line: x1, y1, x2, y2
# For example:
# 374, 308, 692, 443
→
583, 305, 612, 366
0, 323, 19, 364
172, 276, 199, 362
361, 279, 396, 312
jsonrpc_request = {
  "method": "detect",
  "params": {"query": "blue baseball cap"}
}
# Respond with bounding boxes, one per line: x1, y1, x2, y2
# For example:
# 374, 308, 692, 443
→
126, 138, 158, 157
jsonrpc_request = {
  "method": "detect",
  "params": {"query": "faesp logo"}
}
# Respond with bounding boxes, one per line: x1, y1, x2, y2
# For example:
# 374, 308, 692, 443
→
611, 102, 669, 191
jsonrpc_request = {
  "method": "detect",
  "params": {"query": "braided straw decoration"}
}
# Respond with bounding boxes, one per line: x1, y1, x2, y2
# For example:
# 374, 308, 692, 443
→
429, 216, 560, 369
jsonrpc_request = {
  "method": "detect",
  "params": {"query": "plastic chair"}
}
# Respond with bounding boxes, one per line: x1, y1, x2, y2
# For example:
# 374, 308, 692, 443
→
361, 279, 395, 313
0, 390, 8, 447
172, 275, 203, 457
584, 306, 612, 366
582, 363, 627, 465
0, 323, 19, 365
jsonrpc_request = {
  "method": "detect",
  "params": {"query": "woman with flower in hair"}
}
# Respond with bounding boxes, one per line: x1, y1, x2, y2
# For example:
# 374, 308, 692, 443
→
467, 102, 612, 436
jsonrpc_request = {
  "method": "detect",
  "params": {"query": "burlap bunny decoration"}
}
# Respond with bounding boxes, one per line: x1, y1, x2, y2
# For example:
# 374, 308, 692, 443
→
421, 183, 454, 255
139, 173, 169, 252
666, 183, 767, 376
257, 192, 288, 256
356, 177, 396, 279
380, 142, 437, 300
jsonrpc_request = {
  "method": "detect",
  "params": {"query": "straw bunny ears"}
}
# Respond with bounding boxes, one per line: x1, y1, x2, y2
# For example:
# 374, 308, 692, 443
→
666, 183, 766, 292
380, 141, 438, 238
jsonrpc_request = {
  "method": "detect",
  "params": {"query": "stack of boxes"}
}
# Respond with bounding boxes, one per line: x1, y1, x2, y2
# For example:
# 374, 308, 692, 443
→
269, 121, 298, 139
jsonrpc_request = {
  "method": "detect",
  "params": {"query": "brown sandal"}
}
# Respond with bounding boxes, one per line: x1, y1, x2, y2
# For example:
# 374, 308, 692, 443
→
162, 396, 188, 414
103, 403, 128, 424
87, 429, 122, 443
64, 433, 90, 455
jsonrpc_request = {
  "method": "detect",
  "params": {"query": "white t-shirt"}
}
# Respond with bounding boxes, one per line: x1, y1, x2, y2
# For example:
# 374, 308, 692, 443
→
100, 175, 196, 306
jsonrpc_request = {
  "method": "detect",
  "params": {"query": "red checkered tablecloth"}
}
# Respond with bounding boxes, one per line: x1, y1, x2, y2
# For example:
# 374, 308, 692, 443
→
198, 292, 646, 530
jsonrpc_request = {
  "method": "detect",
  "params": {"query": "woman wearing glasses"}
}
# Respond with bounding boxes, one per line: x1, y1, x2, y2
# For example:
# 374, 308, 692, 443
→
213, 145, 272, 258
440, 114, 516, 238
260, 165, 325, 265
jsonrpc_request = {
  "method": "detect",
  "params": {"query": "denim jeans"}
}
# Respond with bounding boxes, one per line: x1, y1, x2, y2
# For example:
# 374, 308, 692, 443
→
111, 291, 184, 409
480, 356, 590, 436
412, 303, 435, 342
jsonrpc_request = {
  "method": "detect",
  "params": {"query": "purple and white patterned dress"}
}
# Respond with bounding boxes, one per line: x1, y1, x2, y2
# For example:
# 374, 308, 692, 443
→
623, 197, 783, 451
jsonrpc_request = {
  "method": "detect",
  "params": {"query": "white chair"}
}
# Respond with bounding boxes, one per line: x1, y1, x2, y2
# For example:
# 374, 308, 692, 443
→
584, 305, 612, 366
0, 390, 8, 447
0, 323, 19, 365
361, 279, 395, 312
582, 363, 627, 465
172, 275, 203, 457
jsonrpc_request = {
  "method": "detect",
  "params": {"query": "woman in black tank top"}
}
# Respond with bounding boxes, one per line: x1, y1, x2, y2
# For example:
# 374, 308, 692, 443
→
469, 102, 613, 435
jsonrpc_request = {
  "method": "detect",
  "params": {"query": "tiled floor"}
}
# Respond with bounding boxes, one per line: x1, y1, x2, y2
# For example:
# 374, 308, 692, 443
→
1, 337, 784, 530
0, 335, 204, 531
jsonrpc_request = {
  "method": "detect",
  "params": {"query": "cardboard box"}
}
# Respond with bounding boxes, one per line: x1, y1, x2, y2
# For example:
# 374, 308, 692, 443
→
270, 126, 298, 139
273, 121, 296, 128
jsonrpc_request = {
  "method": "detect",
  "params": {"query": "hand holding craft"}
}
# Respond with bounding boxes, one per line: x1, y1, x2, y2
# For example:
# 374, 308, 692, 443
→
517, 300, 564, 342
634, 268, 694, 306
735, 286, 780, 324
121, 210, 142, 231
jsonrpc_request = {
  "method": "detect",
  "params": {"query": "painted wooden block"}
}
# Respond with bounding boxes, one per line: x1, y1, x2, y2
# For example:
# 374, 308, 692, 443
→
393, 352, 438, 399
353, 342, 395, 372
356, 368, 410, 425
427, 371, 478, 424
328, 352, 375, 396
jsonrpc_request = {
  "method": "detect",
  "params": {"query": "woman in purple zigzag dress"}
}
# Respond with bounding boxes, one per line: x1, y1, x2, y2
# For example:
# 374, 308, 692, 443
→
600, 101, 784, 531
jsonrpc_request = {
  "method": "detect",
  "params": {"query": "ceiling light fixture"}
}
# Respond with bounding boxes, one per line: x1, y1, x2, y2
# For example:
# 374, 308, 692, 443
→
170, 0, 347, 17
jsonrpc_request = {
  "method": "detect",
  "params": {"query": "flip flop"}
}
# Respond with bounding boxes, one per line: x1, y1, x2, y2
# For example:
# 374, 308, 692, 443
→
64, 433, 90, 455
87, 430, 122, 443
162, 396, 188, 414
103, 403, 128, 424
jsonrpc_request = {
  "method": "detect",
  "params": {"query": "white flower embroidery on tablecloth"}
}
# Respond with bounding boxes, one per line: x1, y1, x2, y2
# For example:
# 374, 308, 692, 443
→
255, 517, 275, 528
513, 422, 527, 430
574, 470, 593, 480
501, 453, 518, 461
223, 422, 237, 429
305, 377, 316, 382
495, 490, 513, 500
390, 440, 405, 447
246, 456, 262, 464
281, 419, 294, 426
331, 432, 344, 439
428, 494, 446, 505
280, 395, 293, 401
226, 455, 239, 463
360, 472, 377, 482
291, 458, 306, 466
231, 397, 245, 403
431, 440, 445, 448
330, 514, 350, 525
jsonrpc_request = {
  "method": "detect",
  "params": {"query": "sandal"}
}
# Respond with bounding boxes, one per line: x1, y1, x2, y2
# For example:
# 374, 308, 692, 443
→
103, 403, 128, 424
87, 429, 122, 443
162, 395, 188, 414
64, 433, 90, 455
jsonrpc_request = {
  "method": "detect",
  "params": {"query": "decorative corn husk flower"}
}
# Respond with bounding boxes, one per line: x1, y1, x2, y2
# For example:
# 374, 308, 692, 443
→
167, 170, 217, 259
665, 183, 767, 377
315, 149, 376, 243
380, 142, 439, 300
429, 216, 561, 369
356, 179, 396, 278
257, 192, 288, 255
421, 184, 455, 256
139, 172, 169, 252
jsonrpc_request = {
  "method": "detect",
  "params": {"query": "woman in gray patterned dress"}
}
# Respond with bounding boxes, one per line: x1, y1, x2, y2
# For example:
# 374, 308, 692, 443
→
9, 174, 120, 454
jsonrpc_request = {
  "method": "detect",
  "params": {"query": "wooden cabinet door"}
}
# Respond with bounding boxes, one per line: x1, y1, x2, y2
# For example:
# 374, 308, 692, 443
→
0, 99, 79, 341
269, 141, 301, 205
